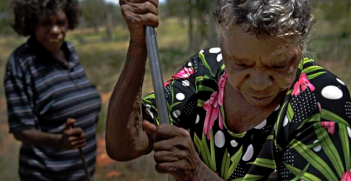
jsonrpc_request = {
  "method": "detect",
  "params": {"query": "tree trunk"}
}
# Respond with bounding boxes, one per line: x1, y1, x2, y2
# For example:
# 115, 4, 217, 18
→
188, 1, 194, 52
106, 13, 113, 41
209, 16, 218, 47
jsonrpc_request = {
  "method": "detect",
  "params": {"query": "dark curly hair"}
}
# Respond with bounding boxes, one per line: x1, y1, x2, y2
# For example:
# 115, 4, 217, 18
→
12, 0, 80, 36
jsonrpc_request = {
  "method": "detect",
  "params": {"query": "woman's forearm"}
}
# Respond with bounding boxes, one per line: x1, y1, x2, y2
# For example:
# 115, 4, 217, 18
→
194, 162, 224, 181
106, 41, 151, 161
13, 129, 62, 148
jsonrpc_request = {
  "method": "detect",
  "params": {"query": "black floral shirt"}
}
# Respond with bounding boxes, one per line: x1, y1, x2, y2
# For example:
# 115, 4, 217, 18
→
142, 48, 351, 180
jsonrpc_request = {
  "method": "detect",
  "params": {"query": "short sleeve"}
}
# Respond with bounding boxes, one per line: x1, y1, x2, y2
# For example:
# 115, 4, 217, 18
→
4, 56, 37, 133
142, 57, 198, 129
276, 69, 351, 180
278, 121, 351, 180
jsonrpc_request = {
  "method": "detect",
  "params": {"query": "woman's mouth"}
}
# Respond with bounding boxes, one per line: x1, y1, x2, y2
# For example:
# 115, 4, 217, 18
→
245, 94, 275, 106
48, 39, 61, 43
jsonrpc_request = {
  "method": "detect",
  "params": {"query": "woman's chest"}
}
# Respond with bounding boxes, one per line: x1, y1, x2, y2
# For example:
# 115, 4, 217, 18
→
30, 65, 102, 122
192, 111, 277, 180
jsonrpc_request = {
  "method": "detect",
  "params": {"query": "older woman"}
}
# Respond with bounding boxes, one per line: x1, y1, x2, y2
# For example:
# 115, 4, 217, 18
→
106, 0, 351, 180
4, 0, 101, 180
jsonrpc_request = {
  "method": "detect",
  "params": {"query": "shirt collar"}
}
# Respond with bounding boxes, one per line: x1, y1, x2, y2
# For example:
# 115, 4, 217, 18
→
27, 36, 77, 69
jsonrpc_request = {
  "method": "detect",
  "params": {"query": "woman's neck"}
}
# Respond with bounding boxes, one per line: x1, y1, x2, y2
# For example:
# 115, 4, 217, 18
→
223, 82, 285, 133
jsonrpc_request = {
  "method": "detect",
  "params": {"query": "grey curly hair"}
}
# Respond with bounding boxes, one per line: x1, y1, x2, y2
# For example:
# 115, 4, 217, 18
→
212, 0, 315, 47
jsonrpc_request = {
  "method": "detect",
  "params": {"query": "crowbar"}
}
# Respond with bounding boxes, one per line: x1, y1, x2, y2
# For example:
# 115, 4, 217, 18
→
145, 26, 177, 181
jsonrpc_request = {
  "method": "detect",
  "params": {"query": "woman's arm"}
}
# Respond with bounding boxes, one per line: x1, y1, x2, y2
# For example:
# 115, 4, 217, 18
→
13, 119, 86, 149
105, 0, 159, 161
106, 42, 152, 161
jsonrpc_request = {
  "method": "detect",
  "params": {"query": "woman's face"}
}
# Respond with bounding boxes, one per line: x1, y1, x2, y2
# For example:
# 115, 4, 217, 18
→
34, 8, 69, 55
221, 28, 301, 107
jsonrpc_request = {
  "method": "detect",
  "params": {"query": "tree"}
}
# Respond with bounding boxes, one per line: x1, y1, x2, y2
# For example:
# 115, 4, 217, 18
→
313, 0, 351, 37
0, 0, 14, 34
166, 0, 216, 52
80, 0, 108, 33
79, 0, 123, 40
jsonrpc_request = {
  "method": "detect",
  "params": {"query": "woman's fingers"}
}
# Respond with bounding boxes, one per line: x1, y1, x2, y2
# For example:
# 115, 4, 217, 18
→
155, 161, 191, 175
67, 133, 85, 142
122, 6, 159, 27
71, 139, 86, 147
123, 1, 158, 15
154, 150, 189, 163
120, 0, 159, 7
64, 127, 84, 136
142, 120, 157, 135
73, 142, 86, 149
64, 118, 76, 130
120, 0, 160, 43
153, 125, 190, 141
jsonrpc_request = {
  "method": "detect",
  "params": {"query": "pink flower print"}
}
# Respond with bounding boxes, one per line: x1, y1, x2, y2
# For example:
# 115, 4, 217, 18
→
318, 102, 322, 113
292, 73, 315, 97
203, 92, 221, 140
321, 121, 335, 135
341, 170, 351, 181
203, 72, 227, 139
163, 67, 195, 87
217, 71, 227, 106
164, 80, 171, 87
172, 67, 194, 79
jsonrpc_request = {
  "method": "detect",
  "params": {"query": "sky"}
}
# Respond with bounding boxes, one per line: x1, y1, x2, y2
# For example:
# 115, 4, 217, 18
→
104, 0, 166, 4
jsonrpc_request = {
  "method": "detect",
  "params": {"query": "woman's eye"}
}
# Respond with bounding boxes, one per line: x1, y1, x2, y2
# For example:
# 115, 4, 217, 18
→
57, 21, 66, 26
235, 63, 248, 68
272, 64, 287, 69
40, 21, 51, 27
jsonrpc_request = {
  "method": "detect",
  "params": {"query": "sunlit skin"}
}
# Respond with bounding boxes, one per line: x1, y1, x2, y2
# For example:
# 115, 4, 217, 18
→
34, 8, 69, 59
221, 28, 302, 108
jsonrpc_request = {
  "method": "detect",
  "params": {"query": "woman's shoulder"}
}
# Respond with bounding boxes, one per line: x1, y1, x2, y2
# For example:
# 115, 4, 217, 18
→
6, 41, 35, 77
301, 58, 350, 102
189, 47, 225, 79
296, 57, 350, 122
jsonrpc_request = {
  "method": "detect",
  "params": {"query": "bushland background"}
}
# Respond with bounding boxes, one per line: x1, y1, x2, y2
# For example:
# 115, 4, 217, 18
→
0, 0, 350, 180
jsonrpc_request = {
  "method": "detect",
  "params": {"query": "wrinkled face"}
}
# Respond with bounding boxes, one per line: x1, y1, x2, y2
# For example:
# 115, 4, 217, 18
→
221, 28, 301, 107
34, 8, 69, 55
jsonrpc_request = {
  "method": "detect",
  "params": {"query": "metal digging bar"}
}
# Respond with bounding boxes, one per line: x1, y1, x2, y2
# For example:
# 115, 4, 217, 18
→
145, 26, 177, 181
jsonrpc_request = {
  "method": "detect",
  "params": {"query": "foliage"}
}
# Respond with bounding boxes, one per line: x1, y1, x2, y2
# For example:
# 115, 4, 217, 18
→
0, 0, 13, 34
165, 0, 217, 51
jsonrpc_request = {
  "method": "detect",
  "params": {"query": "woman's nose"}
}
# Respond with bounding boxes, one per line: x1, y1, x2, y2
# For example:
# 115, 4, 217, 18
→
50, 25, 60, 34
246, 71, 273, 91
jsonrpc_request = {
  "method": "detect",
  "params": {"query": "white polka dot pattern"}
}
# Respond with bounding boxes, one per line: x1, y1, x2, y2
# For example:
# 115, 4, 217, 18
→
217, 54, 223, 62
209, 47, 221, 54
313, 140, 322, 152
242, 144, 254, 161
176, 93, 185, 101
336, 78, 345, 85
172, 110, 181, 118
230, 140, 238, 147
182, 80, 190, 87
215, 130, 225, 148
254, 119, 267, 129
321, 86, 343, 100
283, 116, 289, 127
195, 114, 200, 124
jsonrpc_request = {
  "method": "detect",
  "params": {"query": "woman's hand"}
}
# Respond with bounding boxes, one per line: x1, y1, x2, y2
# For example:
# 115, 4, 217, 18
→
143, 121, 203, 181
60, 118, 86, 150
119, 0, 159, 45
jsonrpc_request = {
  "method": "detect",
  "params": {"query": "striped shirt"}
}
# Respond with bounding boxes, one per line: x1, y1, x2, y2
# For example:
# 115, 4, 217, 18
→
4, 37, 101, 181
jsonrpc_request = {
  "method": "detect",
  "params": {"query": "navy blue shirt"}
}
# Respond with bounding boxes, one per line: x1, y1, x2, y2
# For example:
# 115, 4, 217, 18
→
4, 37, 101, 181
